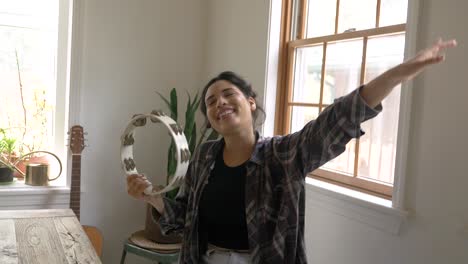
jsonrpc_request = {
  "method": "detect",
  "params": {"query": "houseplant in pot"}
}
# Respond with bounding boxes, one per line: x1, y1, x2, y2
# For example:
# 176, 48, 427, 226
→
0, 129, 18, 184
144, 88, 218, 244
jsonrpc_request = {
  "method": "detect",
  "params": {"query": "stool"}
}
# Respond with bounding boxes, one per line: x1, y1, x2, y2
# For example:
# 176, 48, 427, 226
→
120, 239, 180, 264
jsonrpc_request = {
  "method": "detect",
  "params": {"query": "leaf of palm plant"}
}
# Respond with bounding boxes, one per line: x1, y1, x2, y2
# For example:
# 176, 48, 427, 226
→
169, 88, 178, 121
166, 140, 177, 184
189, 123, 196, 153
191, 93, 200, 112
166, 187, 179, 200
156, 92, 172, 113
184, 93, 193, 137
184, 97, 198, 145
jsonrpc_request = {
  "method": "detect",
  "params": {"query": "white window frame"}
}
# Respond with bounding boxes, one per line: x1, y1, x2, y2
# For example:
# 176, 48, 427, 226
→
264, 0, 420, 234
0, 0, 84, 209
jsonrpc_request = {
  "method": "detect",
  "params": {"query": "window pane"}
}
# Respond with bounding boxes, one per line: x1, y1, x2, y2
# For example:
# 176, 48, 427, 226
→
365, 34, 405, 82
290, 106, 319, 134
379, 0, 408, 27
293, 45, 323, 104
306, 0, 337, 37
322, 139, 356, 176
357, 34, 405, 184
338, 0, 377, 33
323, 39, 363, 105
0, 1, 58, 157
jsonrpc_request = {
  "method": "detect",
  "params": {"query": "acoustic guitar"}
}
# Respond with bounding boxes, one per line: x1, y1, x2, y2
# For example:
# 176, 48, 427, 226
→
69, 125, 103, 257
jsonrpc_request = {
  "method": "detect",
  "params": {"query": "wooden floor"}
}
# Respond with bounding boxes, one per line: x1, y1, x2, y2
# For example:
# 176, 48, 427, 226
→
0, 209, 101, 264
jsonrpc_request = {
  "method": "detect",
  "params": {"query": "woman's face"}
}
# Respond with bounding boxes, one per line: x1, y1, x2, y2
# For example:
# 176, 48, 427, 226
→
204, 80, 256, 136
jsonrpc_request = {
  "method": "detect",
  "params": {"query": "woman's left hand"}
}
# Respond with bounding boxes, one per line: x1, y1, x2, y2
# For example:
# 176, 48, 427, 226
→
398, 38, 457, 81
361, 38, 457, 108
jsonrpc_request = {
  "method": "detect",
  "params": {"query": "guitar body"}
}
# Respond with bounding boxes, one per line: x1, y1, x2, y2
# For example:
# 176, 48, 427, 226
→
83, 225, 103, 257
69, 125, 103, 257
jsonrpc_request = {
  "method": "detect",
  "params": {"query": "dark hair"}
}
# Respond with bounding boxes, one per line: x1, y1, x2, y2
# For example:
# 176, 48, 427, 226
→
200, 71, 265, 129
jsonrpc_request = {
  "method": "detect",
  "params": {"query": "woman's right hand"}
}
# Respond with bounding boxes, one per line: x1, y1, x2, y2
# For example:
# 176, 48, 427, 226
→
126, 174, 153, 202
126, 174, 165, 213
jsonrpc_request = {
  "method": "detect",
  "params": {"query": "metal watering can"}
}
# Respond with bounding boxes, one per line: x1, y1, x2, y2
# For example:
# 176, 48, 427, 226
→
13, 151, 63, 186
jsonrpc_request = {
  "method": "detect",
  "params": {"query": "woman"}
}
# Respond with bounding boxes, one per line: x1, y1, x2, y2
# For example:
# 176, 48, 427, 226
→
127, 39, 457, 264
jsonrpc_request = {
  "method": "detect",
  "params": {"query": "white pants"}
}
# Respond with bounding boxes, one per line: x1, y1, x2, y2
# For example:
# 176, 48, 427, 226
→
201, 244, 251, 264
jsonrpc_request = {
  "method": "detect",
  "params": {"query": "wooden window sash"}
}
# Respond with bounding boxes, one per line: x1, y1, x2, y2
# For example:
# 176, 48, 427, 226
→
300, 0, 383, 37
309, 169, 393, 199
283, 24, 405, 134
274, 0, 294, 135
354, 36, 368, 177
335, 0, 340, 34
290, 24, 405, 48
297, 0, 308, 39
318, 43, 327, 112
376, 0, 382, 27
276, 0, 405, 198
287, 102, 331, 108
283, 45, 296, 133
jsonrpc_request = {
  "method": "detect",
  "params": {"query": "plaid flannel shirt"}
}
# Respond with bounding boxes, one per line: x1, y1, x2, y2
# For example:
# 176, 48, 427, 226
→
153, 87, 382, 263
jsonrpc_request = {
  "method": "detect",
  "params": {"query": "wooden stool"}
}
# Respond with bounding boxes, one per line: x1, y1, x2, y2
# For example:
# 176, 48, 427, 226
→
120, 230, 181, 264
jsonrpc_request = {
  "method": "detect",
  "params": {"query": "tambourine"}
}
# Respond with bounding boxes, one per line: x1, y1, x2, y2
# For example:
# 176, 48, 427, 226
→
120, 110, 190, 195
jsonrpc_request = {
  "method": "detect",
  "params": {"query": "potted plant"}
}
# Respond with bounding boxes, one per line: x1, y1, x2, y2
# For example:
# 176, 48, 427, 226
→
144, 88, 218, 244
0, 129, 18, 184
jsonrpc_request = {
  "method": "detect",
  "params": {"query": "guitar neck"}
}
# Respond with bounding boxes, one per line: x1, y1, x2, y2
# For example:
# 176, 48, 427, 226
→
70, 154, 81, 220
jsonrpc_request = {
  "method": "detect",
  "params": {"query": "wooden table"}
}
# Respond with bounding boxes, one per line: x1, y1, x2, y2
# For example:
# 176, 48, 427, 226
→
0, 209, 101, 264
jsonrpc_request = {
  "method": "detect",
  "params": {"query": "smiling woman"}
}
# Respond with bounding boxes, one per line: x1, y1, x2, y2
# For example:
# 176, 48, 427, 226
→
127, 35, 456, 263
200, 71, 266, 133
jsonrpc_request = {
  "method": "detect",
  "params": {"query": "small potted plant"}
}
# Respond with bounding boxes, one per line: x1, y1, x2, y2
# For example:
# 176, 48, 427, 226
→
0, 129, 17, 184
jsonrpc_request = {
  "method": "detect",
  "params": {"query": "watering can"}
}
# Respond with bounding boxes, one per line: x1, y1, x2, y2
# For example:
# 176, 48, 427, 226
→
13, 151, 63, 186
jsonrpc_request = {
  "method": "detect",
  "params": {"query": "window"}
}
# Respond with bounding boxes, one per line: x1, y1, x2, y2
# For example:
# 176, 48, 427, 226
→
0, 0, 72, 187
276, 0, 408, 199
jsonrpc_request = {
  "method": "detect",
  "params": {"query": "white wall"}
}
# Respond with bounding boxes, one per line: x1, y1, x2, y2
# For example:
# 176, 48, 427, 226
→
77, 0, 468, 263
78, 0, 206, 263
203, 0, 270, 107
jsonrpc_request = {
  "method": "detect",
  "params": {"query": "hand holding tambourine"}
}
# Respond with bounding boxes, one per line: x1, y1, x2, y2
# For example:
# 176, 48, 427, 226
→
120, 110, 190, 196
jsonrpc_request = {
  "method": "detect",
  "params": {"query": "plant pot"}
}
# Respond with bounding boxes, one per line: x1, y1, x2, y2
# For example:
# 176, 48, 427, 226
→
144, 204, 182, 244
0, 167, 14, 184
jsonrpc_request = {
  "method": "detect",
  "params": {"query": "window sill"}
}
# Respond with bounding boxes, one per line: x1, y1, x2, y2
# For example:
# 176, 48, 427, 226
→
305, 177, 408, 235
0, 179, 70, 210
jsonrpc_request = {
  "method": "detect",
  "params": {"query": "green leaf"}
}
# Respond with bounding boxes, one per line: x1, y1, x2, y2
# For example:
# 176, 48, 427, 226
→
185, 91, 192, 112
156, 92, 172, 112
184, 114, 195, 139
189, 123, 196, 154
170, 88, 178, 121
4, 138, 16, 154
191, 93, 201, 113
167, 141, 177, 184
184, 92, 193, 136
166, 188, 179, 200
185, 91, 199, 116
156, 88, 178, 121
184, 93, 198, 144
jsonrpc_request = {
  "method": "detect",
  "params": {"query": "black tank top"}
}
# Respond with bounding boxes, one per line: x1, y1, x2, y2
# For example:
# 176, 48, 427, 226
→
198, 151, 249, 250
